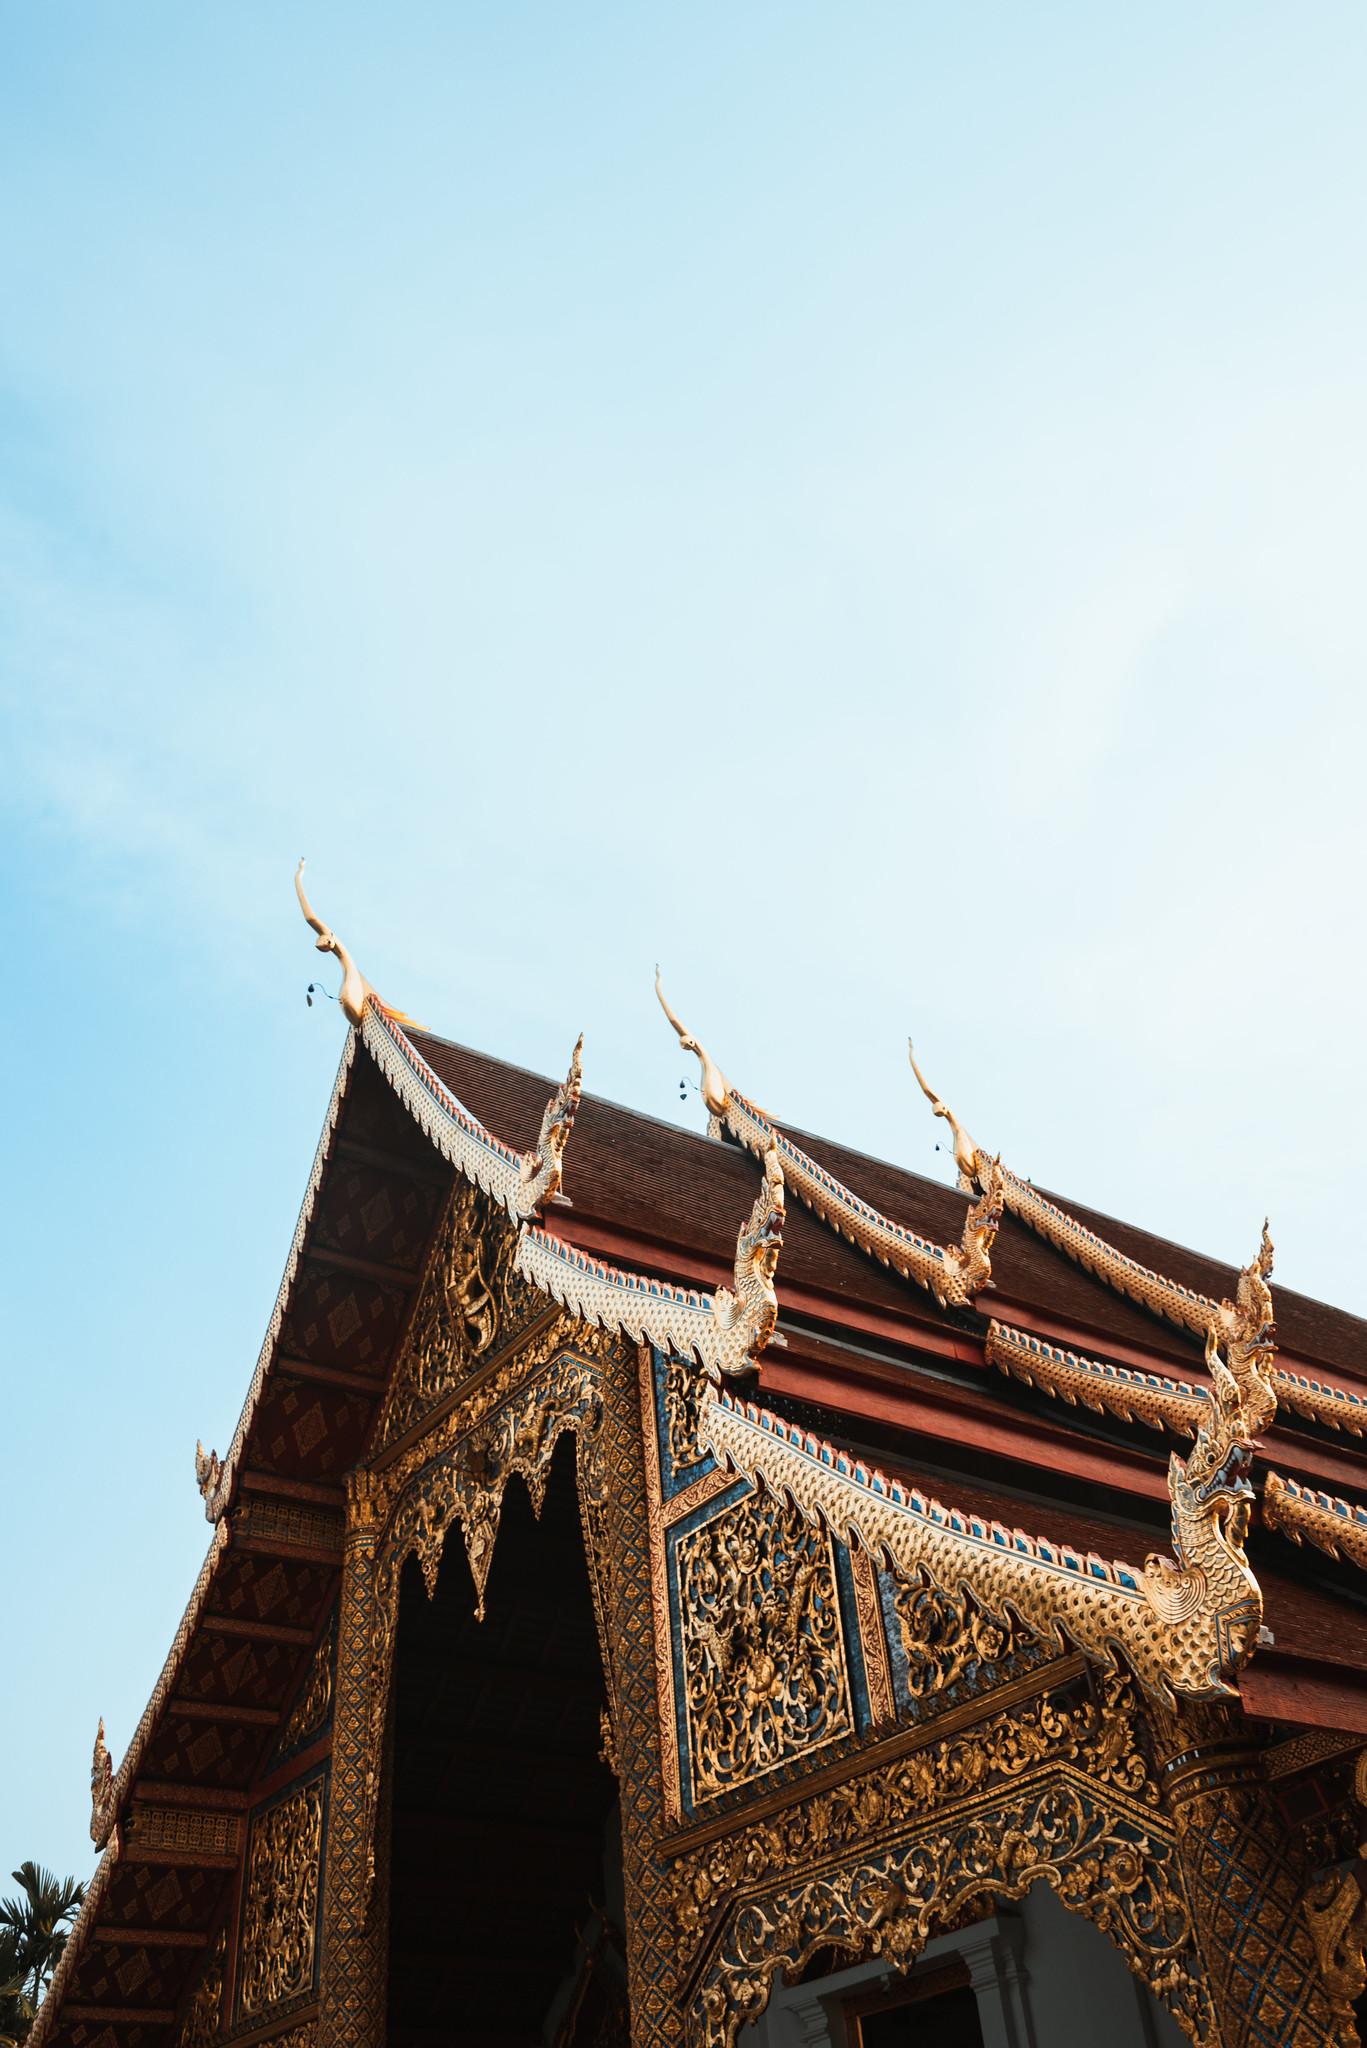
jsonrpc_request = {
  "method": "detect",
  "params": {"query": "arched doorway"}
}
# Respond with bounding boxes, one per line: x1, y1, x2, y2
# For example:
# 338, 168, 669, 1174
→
386, 1448, 624, 2045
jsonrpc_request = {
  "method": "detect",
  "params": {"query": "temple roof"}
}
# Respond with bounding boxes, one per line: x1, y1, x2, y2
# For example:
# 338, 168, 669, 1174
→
31, 990, 1367, 2048
409, 1029, 1367, 1389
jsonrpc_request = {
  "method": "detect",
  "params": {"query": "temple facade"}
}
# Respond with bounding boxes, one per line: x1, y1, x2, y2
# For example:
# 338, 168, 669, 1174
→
31, 874, 1367, 2048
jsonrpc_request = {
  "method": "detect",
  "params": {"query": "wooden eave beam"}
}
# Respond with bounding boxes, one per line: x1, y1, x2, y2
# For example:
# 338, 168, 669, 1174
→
768, 1321, 1367, 1506
64, 2007, 176, 2026
92, 1927, 209, 1949
305, 1245, 418, 1290
334, 1135, 453, 1186
230, 1531, 343, 1567
120, 1844, 238, 1872
129, 1782, 248, 1810
201, 1614, 314, 1646
166, 1698, 279, 1727
1239, 1652, 1367, 1737
273, 1353, 388, 1397
237, 1472, 346, 1508
759, 1345, 1172, 1506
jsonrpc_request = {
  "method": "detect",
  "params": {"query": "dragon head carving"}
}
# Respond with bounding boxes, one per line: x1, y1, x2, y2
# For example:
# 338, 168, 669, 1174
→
938, 1154, 1004, 1303
1139, 1226, 1275, 1689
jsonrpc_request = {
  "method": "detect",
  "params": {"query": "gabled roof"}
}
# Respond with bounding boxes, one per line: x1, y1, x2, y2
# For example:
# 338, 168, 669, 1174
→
411, 1027, 1367, 1398
32, 986, 1367, 2048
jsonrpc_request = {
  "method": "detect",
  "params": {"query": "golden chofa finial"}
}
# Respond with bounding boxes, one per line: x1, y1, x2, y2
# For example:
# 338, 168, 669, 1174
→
294, 859, 427, 1030
907, 1041, 985, 1187
296, 859, 374, 1027
655, 968, 730, 1117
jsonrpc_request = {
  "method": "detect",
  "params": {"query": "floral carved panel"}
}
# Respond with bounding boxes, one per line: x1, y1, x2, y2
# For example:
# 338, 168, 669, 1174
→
884, 1564, 1053, 1722
237, 1772, 326, 2020
677, 1675, 1204, 2048
677, 1491, 853, 1803
374, 1179, 549, 1451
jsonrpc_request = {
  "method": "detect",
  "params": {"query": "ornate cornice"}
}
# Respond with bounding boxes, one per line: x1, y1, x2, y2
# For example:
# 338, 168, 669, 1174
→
515, 1139, 786, 1383
90, 1521, 231, 1848
23, 1840, 120, 2048
657, 976, 1001, 1309
702, 1383, 1263, 1704
1263, 1472, 1367, 1571
1275, 1369, 1367, 1437
362, 1001, 582, 1221
985, 1320, 1208, 1434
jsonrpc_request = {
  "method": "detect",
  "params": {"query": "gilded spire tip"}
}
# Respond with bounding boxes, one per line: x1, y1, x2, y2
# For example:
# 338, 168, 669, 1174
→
907, 1039, 984, 1186
295, 859, 391, 1029
654, 968, 730, 1117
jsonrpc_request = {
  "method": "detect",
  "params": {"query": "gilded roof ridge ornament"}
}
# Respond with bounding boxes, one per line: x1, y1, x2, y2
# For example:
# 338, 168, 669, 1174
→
295, 859, 375, 1028
295, 859, 421, 1030
987, 1223, 1275, 1443
985, 1319, 1209, 1434
1263, 1470, 1367, 1572
907, 1041, 986, 1189
516, 1030, 584, 1212
988, 1312, 1367, 1445
514, 1138, 787, 1382
907, 1037, 1278, 1360
703, 1377, 1265, 1704
658, 981, 1000, 1309
655, 968, 730, 1118
90, 1717, 112, 1822
195, 1440, 225, 1522
362, 999, 583, 1222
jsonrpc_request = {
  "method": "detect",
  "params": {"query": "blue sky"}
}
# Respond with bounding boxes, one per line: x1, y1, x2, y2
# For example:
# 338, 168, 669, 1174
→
4, 3, 1367, 1882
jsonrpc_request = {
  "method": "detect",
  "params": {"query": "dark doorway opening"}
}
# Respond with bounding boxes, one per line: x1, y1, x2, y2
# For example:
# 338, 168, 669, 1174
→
387, 1448, 621, 2047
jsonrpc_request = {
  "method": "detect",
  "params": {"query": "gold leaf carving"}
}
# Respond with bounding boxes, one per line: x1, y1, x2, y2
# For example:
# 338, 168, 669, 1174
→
237, 1776, 325, 2018
678, 1493, 852, 1801
273, 1610, 336, 1761
663, 1352, 706, 1475
375, 1181, 545, 1449
175, 1927, 224, 2048
891, 1566, 1043, 1704
124, 1807, 241, 1858
678, 1676, 1191, 2046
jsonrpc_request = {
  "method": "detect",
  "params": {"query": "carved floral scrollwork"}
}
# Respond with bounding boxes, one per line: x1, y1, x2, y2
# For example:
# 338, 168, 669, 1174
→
672, 1672, 1191, 2041
376, 1179, 546, 1450
682, 1676, 1198, 2046
175, 1926, 225, 2048
381, 1351, 605, 1622
1303, 1864, 1367, 2016
678, 1493, 852, 1801
891, 1566, 1041, 1703
237, 1775, 325, 2018
272, 1609, 337, 1763
664, 1352, 706, 1475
